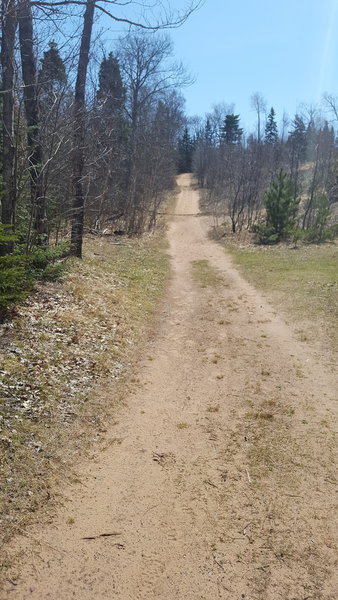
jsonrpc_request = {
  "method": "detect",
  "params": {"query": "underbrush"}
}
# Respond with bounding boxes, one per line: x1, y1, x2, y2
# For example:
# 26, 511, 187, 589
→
0, 232, 169, 552
0, 229, 69, 318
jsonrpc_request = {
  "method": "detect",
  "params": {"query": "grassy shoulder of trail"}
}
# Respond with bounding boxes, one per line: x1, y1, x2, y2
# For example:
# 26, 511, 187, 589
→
209, 229, 338, 593
0, 226, 170, 561
221, 233, 338, 356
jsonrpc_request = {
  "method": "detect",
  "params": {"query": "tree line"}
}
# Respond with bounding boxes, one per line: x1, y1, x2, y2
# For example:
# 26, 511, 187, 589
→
188, 96, 338, 243
1, 0, 198, 312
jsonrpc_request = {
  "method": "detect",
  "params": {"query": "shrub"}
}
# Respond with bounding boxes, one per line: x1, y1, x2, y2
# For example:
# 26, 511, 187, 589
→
251, 223, 280, 245
0, 226, 29, 316
0, 230, 70, 318
305, 194, 334, 243
254, 170, 299, 244
26, 242, 70, 280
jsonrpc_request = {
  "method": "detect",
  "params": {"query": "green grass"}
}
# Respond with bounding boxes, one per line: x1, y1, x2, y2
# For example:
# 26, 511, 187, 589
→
227, 243, 338, 352
191, 259, 226, 288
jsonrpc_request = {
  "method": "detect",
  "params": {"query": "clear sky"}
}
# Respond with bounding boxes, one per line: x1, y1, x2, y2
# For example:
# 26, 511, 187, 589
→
166, 0, 338, 131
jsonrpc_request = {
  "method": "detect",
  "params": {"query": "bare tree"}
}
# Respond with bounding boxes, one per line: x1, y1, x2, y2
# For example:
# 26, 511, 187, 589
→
322, 92, 338, 124
0, 0, 200, 257
206, 102, 234, 143
250, 91, 267, 143
117, 30, 190, 233
57, 0, 199, 255
1, 0, 200, 258
279, 111, 289, 143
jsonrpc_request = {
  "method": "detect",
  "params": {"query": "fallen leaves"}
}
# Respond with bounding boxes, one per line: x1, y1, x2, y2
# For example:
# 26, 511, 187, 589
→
0, 234, 170, 548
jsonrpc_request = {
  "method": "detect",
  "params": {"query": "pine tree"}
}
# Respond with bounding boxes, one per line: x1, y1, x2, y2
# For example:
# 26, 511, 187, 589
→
265, 107, 278, 144
38, 41, 67, 93
0, 225, 27, 315
97, 53, 125, 113
178, 127, 195, 173
310, 193, 332, 242
204, 118, 213, 144
0, 95, 3, 194
289, 114, 307, 162
265, 170, 298, 240
220, 114, 243, 145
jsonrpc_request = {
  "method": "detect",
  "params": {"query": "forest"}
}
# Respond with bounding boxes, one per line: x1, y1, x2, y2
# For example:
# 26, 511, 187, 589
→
0, 0, 196, 313
1, 0, 338, 315
186, 96, 338, 243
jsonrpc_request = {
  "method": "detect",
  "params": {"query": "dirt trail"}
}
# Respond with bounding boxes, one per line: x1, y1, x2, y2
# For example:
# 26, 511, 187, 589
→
3, 174, 337, 599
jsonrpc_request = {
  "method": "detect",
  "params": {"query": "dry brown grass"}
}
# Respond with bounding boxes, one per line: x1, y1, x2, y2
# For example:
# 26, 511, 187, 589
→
207, 405, 219, 413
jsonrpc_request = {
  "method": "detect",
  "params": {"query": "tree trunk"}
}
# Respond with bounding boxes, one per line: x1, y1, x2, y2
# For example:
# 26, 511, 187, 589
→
18, 0, 47, 243
70, 0, 95, 258
1, 0, 17, 253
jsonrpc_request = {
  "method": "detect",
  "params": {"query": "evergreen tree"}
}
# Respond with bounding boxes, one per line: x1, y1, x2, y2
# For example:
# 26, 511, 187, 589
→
309, 193, 332, 242
0, 95, 3, 193
38, 41, 67, 93
178, 127, 195, 173
220, 114, 243, 145
320, 121, 335, 157
264, 170, 298, 241
0, 225, 27, 315
289, 114, 307, 162
204, 118, 213, 144
265, 107, 278, 144
97, 53, 125, 113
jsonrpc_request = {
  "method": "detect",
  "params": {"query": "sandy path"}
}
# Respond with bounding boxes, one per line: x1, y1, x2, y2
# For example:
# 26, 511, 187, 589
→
3, 174, 337, 599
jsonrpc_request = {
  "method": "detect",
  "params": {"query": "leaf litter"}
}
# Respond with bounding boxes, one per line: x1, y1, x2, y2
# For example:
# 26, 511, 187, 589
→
0, 234, 169, 552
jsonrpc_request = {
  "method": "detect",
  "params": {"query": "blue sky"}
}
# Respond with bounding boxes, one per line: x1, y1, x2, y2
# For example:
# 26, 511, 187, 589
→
166, 0, 338, 131
97, 0, 338, 132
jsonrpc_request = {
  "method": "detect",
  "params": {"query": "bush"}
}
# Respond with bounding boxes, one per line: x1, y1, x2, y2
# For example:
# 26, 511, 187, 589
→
0, 226, 29, 315
254, 170, 299, 244
0, 230, 70, 318
26, 242, 70, 280
251, 223, 280, 245
304, 194, 334, 243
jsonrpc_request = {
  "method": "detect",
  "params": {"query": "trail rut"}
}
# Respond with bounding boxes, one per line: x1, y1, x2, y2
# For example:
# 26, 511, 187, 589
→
3, 174, 337, 599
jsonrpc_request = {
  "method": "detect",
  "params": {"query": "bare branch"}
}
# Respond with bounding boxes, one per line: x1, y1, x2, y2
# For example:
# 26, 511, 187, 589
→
30, 0, 203, 30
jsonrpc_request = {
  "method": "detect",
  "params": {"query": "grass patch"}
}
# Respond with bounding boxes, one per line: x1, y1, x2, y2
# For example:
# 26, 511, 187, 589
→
191, 259, 225, 288
247, 412, 274, 421
226, 243, 338, 353
0, 232, 170, 549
